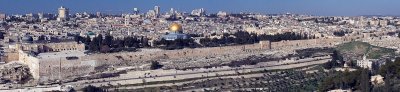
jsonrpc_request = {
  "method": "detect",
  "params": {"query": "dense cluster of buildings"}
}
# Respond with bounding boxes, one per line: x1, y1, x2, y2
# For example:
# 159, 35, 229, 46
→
0, 5, 400, 86
1, 6, 400, 44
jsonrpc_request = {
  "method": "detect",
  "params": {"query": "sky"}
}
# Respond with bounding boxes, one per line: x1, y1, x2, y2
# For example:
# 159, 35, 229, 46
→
0, 0, 399, 16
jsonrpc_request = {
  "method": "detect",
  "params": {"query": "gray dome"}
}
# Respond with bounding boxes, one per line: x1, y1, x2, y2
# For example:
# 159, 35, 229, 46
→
22, 35, 33, 42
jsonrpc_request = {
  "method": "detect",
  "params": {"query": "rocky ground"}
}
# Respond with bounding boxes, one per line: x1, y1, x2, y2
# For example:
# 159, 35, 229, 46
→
113, 65, 328, 92
0, 62, 32, 84
158, 47, 333, 70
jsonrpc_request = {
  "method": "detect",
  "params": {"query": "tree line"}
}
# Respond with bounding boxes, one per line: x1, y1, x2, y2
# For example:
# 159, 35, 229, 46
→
257, 32, 316, 42
322, 50, 345, 69
333, 31, 346, 37
74, 34, 150, 53
376, 57, 400, 92
75, 31, 315, 52
319, 56, 400, 92
154, 31, 314, 49
197, 31, 315, 47
153, 38, 198, 50
318, 69, 371, 92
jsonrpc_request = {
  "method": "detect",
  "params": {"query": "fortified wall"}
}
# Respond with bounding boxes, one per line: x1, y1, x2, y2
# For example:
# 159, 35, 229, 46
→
18, 50, 96, 82
16, 36, 358, 82
86, 37, 353, 69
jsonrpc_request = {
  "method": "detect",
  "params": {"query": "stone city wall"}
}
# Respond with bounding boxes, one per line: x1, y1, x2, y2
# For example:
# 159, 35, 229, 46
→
18, 50, 40, 80
18, 50, 96, 82
37, 58, 96, 82
19, 36, 361, 82
5, 52, 19, 62
86, 37, 352, 68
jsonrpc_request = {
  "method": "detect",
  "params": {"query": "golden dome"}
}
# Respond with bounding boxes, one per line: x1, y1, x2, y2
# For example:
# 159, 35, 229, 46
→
169, 23, 182, 32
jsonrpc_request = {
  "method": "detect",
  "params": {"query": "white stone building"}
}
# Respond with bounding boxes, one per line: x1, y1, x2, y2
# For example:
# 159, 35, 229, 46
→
356, 55, 376, 69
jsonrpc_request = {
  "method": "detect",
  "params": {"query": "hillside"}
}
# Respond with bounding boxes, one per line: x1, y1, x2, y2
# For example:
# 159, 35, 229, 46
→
336, 41, 395, 59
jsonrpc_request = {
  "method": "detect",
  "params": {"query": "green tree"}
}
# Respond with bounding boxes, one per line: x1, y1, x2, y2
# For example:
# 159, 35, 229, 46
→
140, 36, 150, 47
360, 69, 371, 92
103, 35, 113, 46
84, 35, 91, 45
98, 34, 103, 45
0, 32, 4, 39
319, 69, 368, 92
379, 58, 400, 78
323, 50, 344, 69
100, 45, 110, 53
150, 61, 163, 70
82, 85, 103, 92
89, 35, 103, 52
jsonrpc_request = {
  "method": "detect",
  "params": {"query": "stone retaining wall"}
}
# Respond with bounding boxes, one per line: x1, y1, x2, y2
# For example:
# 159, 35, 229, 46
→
21, 37, 356, 82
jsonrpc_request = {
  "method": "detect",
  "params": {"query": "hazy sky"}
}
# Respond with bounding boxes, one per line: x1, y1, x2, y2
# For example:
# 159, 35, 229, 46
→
0, 0, 399, 16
